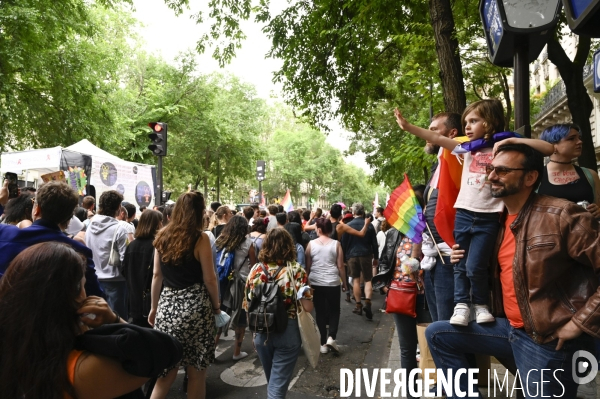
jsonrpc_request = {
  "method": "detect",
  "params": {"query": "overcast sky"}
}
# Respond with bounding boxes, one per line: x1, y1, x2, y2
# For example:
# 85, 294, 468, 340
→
130, 0, 370, 173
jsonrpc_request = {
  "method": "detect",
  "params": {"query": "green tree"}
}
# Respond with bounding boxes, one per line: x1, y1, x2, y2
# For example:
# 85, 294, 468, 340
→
0, 2, 133, 151
162, 72, 268, 199
547, 30, 595, 169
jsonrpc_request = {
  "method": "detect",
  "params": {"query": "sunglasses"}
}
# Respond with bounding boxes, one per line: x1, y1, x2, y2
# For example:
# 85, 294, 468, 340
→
485, 165, 527, 177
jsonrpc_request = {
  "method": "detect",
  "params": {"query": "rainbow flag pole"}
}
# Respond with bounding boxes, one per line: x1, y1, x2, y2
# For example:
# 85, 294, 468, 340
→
383, 174, 426, 243
281, 189, 294, 212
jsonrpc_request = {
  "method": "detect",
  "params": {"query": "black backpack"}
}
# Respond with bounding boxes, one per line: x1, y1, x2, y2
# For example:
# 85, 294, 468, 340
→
247, 264, 288, 334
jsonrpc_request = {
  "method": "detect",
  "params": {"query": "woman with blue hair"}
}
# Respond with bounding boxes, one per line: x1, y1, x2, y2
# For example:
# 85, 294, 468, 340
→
538, 123, 600, 219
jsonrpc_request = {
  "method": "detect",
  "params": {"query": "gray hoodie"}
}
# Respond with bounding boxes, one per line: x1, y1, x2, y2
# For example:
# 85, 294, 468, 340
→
86, 214, 128, 281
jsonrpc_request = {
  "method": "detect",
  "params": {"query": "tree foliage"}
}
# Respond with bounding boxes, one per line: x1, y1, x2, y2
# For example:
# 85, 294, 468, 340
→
0, 3, 133, 151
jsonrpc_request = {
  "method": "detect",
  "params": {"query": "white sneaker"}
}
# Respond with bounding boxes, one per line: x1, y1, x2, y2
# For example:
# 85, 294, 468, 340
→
326, 337, 339, 353
576, 378, 597, 399
320, 345, 330, 354
474, 304, 495, 323
232, 351, 248, 361
449, 303, 470, 326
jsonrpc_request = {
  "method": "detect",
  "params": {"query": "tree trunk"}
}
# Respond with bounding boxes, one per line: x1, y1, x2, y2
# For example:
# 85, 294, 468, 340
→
499, 72, 512, 130
547, 35, 596, 170
429, 0, 467, 114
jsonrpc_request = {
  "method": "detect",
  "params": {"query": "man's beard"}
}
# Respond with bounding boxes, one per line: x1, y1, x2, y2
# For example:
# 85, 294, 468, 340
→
424, 143, 440, 155
490, 176, 523, 198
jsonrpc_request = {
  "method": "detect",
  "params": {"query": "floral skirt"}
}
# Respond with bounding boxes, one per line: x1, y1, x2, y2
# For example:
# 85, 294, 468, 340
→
154, 283, 216, 375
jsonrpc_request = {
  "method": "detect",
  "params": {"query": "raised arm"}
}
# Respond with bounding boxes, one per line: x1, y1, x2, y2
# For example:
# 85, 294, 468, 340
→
337, 217, 371, 237
493, 137, 554, 157
395, 108, 460, 151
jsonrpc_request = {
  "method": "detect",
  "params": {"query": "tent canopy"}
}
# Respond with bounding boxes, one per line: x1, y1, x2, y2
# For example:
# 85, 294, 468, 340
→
66, 139, 122, 162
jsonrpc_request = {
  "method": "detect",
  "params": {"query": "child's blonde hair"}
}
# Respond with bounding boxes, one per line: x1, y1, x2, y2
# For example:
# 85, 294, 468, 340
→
461, 99, 505, 141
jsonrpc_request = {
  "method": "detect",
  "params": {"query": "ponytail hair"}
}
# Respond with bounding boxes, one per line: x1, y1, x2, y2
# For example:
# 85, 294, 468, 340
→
315, 218, 332, 235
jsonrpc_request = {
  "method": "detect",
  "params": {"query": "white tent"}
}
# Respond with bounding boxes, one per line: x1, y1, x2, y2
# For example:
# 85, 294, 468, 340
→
1, 140, 156, 209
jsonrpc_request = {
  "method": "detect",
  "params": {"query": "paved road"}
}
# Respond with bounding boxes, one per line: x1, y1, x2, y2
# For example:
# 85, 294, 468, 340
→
165, 290, 392, 398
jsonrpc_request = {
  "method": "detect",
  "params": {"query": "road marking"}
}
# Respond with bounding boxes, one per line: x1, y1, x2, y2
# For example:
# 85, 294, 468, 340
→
288, 366, 305, 389
220, 353, 267, 387
215, 333, 235, 358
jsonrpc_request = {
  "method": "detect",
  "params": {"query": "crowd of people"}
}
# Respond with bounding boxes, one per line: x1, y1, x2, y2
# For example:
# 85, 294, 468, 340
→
0, 97, 599, 399
0, 174, 384, 399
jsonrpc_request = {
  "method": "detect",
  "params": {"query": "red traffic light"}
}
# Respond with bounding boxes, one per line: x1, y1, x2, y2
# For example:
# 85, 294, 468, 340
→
148, 122, 168, 156
148, 122, 164, 132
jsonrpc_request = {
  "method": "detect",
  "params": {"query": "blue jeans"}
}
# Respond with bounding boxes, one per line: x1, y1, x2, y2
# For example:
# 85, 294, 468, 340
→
393, 294, 432, 399
426, 318, 595, 398
424, 255, 455, 321
453, 209, 500, 305
99, 280, 128, 321
254, 318, 302, 399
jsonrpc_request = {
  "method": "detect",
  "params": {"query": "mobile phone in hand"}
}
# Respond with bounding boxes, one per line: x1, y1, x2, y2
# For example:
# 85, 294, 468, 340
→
4, 172, 18, 199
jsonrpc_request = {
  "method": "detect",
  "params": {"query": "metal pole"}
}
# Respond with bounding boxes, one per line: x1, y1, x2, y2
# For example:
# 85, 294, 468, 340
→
156, 156, 163, 207
216, 154, 220, 203
258, 180, 262, 205
514, 38, 531, 138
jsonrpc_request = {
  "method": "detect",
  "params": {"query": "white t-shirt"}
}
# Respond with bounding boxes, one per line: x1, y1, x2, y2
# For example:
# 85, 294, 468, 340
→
453, 148, 504, 213
308, 240, 340, 287
118, 220, 135, 241
376, 230, 387, 259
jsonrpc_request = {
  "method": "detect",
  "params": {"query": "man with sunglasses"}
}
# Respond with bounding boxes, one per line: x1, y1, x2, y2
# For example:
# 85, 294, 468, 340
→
425, 143, 600, 398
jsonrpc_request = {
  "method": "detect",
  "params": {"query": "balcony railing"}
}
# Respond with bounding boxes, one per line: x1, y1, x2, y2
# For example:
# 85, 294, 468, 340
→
533, 63, 593, 120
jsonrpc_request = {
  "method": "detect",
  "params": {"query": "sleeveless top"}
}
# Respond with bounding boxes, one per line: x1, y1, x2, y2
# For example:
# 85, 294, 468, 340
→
160, 240, 204, 289
66, 350, 83, 398
538, 165, 594, 204
308, 240, 340, 286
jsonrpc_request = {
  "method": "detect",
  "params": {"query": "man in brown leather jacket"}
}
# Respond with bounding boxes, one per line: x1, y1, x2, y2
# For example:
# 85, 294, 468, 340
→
425, 143, 599, 398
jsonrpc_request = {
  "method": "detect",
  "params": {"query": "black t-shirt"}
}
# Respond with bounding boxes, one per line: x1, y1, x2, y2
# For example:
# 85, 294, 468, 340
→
537, 165, 594, 204
213, 224, 225, 239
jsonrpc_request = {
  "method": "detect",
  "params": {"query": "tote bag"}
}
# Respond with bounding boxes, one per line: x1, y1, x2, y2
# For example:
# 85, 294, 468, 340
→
288, 264, 320, 368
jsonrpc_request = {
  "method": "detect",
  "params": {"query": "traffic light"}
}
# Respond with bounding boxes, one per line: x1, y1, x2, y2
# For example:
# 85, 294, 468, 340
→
162, 191, 172, 203
148, 122, 167, 156
256, 160, 265, 181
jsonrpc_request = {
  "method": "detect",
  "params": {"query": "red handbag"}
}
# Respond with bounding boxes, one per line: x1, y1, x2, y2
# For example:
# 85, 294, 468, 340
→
385, 279, 417, 317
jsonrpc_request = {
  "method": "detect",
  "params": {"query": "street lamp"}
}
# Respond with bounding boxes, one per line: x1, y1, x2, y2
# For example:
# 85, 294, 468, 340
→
480, 0, 561, 136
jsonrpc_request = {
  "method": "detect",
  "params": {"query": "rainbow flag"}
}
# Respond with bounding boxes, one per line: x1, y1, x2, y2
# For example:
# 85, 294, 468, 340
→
383, 174, 426, 243
281, 189, 293, 212
429, 136, 469, 246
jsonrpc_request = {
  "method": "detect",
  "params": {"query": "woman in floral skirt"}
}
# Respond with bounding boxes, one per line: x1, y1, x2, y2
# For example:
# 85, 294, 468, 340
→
149, 191, 222, 399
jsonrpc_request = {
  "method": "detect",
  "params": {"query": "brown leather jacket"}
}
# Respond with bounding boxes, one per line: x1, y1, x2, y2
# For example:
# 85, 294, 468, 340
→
490, 193, 600, 344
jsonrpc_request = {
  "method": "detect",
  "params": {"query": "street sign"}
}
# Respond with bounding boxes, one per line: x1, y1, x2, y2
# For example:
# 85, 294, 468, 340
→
482, 0, 503, 58
564, 0, 600, 36
594, 49, 600, 93
479, 0, 561, 67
